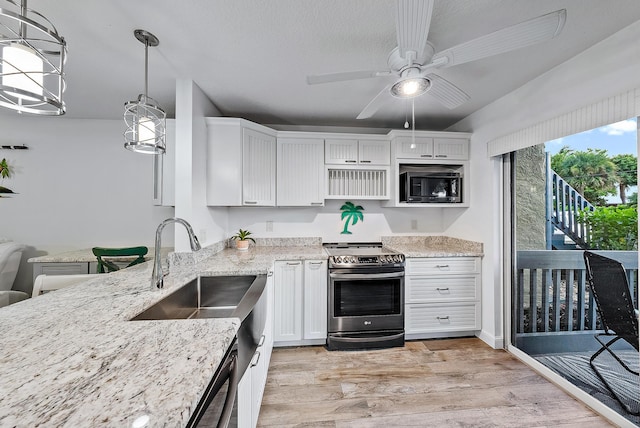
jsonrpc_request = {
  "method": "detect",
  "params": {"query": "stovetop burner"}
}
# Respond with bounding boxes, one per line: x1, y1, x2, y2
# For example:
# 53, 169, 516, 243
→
323, 242, 405, 268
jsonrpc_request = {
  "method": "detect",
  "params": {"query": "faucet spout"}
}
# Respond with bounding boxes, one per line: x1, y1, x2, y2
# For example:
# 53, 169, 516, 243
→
152, 217, 202, 289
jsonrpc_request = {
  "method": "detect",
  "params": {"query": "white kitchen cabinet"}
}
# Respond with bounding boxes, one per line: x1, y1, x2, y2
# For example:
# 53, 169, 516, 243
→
237, 270, 274, 428
206, 118, 276, 206
273, 261, 304, 342
276, 137, 325, 206
303, 260, 327, 340
325, 138, 390, 165
404, 257, 481, 338
273, 259, 328, 346
392, 134, 469, 160
392, 136, 434, 159
31, 262, 95, 282
153, 119, 175, 206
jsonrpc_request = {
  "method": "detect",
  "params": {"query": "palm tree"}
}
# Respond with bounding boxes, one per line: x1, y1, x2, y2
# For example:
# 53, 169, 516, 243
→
340, 202, 364, 234
611, 154, 637, 204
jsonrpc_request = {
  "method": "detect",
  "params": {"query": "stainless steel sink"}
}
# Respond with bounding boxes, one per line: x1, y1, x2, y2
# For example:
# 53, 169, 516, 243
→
131, 275, 264, 321
131, 274, 269, 379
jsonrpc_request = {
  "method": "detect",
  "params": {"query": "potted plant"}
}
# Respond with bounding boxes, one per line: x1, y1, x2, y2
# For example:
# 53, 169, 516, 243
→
231, 229, 255, 251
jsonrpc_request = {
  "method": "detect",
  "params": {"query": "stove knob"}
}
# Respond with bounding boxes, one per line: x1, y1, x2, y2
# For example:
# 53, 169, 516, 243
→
349, 256, 357, 264
381, 255, 389, 263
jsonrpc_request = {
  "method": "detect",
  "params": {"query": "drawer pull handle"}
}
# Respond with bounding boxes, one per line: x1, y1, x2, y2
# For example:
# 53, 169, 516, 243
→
436, 287, 450, 291
436, 316, 450, 320
250, 350, 261, 368
308, 261, 323, 265
287, 261, 301, 265
244, 201, 258, 205
345, 160, 357, 163
257, 334, 265, 347
436, 265, 450, 269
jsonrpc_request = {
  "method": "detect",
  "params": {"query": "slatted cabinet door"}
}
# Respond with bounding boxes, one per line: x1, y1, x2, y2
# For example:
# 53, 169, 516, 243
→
303, 260, 328, 340
242, 128, 276, 206
273, 261, 304, 342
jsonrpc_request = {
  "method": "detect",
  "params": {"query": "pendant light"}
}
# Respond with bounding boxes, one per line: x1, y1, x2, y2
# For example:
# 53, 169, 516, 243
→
0, 0, 66, 115
124, 29, 166, 155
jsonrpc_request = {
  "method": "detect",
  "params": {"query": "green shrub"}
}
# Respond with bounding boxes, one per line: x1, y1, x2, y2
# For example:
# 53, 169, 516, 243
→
578, 205, 638, 250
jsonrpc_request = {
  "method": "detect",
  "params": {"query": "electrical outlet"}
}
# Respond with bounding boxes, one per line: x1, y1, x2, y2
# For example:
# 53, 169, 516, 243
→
410, 219, 418, 230
266, 221, 273, 232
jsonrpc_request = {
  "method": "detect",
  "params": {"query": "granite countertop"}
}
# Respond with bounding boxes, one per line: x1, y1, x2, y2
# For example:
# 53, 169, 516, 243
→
0, 242, 327, 427
27, 247, 172, 264
382, 236, 484, 258
1, 236, 480, 426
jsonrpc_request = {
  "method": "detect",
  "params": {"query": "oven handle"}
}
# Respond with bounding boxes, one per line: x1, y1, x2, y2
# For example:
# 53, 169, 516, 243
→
329, 271, 405, 280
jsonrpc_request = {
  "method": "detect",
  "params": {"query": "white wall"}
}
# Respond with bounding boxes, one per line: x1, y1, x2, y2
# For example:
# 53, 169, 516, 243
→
174, 80, 227, 250
0, 116, 174, 293
226, 201, 449, 242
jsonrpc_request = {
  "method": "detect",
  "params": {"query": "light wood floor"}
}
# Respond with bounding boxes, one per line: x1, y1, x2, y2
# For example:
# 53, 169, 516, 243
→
257, 338, 612, 427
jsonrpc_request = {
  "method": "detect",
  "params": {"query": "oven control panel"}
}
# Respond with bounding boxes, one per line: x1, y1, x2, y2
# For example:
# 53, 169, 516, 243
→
329, 254, 405, 267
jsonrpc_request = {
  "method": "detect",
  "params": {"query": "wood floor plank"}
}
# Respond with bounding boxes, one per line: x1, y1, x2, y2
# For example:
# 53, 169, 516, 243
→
257, 338, 612, 427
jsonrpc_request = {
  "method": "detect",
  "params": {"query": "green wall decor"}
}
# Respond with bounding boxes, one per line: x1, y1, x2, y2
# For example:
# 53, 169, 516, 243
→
0, 158, 15, 197
340, 201, 364, 234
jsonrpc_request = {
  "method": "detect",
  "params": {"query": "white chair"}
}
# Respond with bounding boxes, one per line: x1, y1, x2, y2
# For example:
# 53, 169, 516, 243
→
32, 274, 101, 297
0, 241, 29, 308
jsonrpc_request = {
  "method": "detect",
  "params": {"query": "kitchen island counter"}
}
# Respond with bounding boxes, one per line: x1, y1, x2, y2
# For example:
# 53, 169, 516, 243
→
382, 235, 484, 258
0, 243, 326, 427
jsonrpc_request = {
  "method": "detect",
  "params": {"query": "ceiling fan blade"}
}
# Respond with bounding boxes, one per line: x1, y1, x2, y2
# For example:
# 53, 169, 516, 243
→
357, 84, 394, 119
396, 0, 434, 59
425, 74, 470, 109
306, 70, 390, 85
432, 9, 567, 68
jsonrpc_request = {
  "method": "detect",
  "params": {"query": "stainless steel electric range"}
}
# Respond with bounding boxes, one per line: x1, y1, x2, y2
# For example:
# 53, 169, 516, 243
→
323, 242, 405, 351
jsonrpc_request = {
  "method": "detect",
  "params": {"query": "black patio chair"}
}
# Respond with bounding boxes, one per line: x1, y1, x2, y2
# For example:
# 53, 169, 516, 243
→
583, 250, 639, 415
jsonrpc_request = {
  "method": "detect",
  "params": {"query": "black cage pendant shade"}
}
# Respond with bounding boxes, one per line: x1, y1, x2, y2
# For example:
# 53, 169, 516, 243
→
124, 29, 166, 155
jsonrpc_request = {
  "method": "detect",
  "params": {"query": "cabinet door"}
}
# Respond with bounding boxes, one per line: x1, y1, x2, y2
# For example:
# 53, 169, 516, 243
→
325, 139, 358, 164
273, 261, 303, 343
393, 136, 434, 159
303, 260, 327, 340
277, 138, 325, 206
243, 128, 276, 206
358, 140, 390, 165
433, 138, 469, 160
237, 370, 252, 428
32, 262, 91, 282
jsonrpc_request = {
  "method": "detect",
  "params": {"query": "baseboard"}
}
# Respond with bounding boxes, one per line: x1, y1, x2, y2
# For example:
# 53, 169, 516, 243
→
477, 329, 504, 349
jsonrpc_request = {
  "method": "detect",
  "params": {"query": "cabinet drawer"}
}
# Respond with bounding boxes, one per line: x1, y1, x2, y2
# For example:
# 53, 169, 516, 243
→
405, 302, 480, 333
406, 275, 478, 302
406, 257, 479, 275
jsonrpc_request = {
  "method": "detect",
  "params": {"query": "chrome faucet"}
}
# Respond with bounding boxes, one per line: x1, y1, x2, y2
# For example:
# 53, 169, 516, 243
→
152, 217, 202, 289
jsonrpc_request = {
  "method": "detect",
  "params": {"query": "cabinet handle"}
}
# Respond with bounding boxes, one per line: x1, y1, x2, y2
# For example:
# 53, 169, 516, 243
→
436, 264, 450, 269
436, 287, 450, 291
287, 261, 301, 265
360, 160, 371, 163
436, 316, 450, 320
257, 334, 265, 347
345, 160, 357, 163
267, 271, 273, 277
435, 154, 448, 158
310, 202, 323, 206
420, 154, 433, 158
244, 201, 258, 204
308, 261, 323, 265
250, 350, 261, 368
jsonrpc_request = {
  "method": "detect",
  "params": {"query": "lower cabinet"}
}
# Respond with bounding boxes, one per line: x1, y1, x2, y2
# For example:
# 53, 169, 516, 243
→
405, 257, 481, 338
237, 270, 274, 428
273, 260, 327, 346
31, 262, 95, 283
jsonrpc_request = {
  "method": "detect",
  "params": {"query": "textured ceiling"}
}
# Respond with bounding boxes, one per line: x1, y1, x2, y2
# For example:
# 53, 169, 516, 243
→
5, 0, 640, 131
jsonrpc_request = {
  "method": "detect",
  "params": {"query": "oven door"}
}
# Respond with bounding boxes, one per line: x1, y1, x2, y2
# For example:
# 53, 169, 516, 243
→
328, 267, 404, 333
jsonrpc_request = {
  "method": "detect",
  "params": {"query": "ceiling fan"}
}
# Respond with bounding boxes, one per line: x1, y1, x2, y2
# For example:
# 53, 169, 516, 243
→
306, 1, 567, 119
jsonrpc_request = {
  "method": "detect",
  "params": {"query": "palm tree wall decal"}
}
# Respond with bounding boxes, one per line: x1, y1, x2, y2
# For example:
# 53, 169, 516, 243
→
340, 201, 364, 234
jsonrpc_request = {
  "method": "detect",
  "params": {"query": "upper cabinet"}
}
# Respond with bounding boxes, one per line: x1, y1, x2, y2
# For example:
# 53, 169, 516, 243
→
277, 137, 324, 207
206, 118, 276, 206
392, 134, 469, 160
325, 138, 390, 165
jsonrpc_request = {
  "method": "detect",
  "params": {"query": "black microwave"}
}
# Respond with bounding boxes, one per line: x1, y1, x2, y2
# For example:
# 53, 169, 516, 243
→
399, 171, 462, 203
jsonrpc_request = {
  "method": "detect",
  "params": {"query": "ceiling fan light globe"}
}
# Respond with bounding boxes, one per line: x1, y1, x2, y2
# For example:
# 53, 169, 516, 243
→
390, 77, 430, 99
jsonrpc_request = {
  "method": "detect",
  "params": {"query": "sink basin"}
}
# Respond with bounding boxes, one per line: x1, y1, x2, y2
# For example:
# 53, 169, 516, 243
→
131, 274, 269, 379
131, 275, 265, 321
